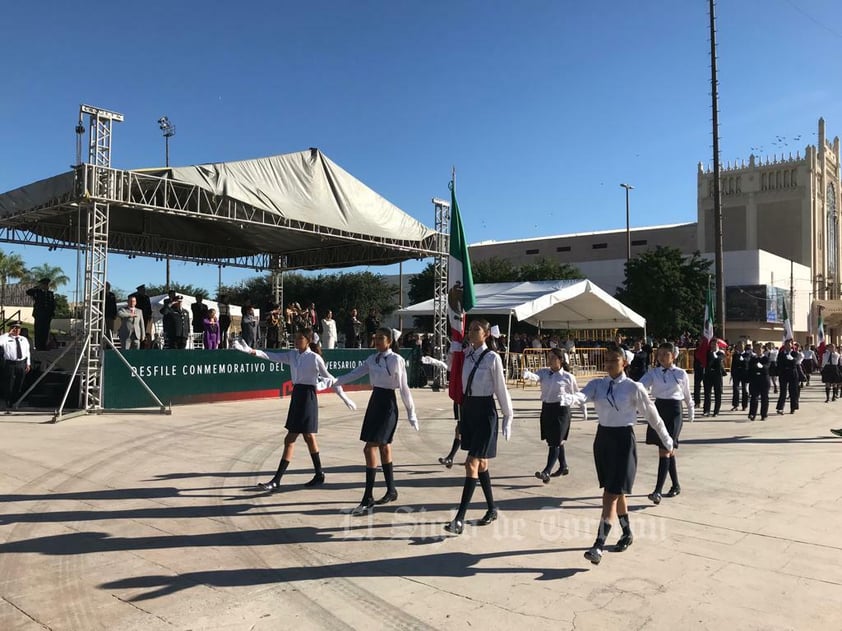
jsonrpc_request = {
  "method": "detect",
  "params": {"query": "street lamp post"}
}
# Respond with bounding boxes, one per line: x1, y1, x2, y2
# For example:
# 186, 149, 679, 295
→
620, 183, 634, 262
158, 116, 176, 288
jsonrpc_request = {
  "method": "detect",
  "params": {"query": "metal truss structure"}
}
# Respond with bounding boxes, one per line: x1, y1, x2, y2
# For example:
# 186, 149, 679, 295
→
432, 197, 451, 387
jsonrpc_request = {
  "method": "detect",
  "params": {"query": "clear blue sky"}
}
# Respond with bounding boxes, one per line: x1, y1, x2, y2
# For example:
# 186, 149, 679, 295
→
3, 0, 842, 300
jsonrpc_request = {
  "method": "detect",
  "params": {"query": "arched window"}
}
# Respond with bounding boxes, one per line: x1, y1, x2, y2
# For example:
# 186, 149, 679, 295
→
828, 182, 838, 280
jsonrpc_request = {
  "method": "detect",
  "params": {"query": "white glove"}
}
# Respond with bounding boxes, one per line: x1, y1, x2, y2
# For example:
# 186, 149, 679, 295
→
580, 403, 588, 421
334, 385, 357, 410
232, 339, 251, 353
502, 416, 512, 440
409, 416, 420, 431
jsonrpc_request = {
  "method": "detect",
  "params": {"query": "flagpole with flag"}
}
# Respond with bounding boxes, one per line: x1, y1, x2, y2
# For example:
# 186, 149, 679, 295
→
696, 277, 715, 369
817, 310, 826, 362
447, 173, 476, 405
781, 298, 794, 343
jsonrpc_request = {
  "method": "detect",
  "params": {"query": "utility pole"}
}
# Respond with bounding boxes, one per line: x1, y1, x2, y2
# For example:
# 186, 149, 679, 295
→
709, 0, 725, 338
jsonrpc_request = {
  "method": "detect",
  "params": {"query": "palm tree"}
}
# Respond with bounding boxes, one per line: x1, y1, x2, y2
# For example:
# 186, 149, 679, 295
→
26, 263, 70, 290
0, 251, 27, 313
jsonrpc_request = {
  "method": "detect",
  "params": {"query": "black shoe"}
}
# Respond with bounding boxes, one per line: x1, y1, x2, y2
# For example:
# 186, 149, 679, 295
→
790, 410, 796, 414
550, 466, 569, 477
584, 546, 603, 565
374, 489, 398, 505
304, 473, 325, 487
831, 429, 842, 437
730, 406, 738, 412
534, 470, 550, 484
614, 533, 634, 552
776, 409, 784, 415
478, 508, 498, 525
760, 416, 767, 421
256, 480, 280, 492
748, 415, 755, 421
444, 519, 464, 535
703, 412, 710, 417
438, 456, 454, 468
351, 499, 375, 516
648, 492, 662, 505
665, 485, 681, 497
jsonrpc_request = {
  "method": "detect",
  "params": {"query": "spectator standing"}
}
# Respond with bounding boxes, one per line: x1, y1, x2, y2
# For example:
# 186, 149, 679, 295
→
191, 297, 209, 336
321, 310, 337, 349
25, 278, 55, 350
128, 285, 154, 347
117, 296, 145, 350
218, 296, 232, 348
266, 304, 284, 349
345, 308, 362, 348
240, 305, 257, 347
364, 308, 380, 348
0, 321, 30, 413
203, 308, 220, 350
162, 296, 190, 349
104, 282, 118, 340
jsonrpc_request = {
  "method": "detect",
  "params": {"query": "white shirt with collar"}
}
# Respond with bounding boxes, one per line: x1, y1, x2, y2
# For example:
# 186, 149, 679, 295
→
0, 333, 31, 369
462, 344, 514, 420
567, 373, 673, 450
639, 365, 694, 422
334, 348, 417, 422
262, 348, 334, 386
523, 367, 587, 419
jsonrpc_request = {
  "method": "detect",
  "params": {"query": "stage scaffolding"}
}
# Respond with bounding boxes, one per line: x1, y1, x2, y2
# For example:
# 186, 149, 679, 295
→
431, 198, 451, 388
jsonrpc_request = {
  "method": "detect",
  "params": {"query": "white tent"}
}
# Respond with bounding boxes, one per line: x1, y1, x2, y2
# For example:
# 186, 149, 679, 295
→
398, 280, 646, 330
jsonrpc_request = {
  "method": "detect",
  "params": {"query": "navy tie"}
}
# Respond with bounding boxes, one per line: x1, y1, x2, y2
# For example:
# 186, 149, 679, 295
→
15, 338, 21, 360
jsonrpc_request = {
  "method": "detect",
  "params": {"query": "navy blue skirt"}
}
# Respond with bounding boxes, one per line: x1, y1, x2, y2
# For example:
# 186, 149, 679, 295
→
360, 387, 399, 444
460, 395, 499, 458
540, 401, 571, 445
646, 399, 682, 448
285, 384, 318, 434
593, 425, 636, 495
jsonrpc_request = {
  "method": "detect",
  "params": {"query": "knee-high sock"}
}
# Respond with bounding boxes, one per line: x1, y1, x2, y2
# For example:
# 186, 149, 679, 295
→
655, 456, 669, 494
544, 446, 560, 473
478, 470, 495, 510
455, 477, 478, 522
558, 444, 568, 468
362, 467, 377, 503
309, 451, 322, 475
382, 461, 395, 492
668, 457, 679, 487
618, 513, 631, 537
594, 519, 612, 549
446, 438, 460, 460
827, 386, 831, 401
273, 458, 290, 483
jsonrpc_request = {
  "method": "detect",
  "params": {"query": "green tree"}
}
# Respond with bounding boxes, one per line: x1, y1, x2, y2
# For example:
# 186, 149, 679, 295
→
54, 294, 72, 318
615, 246, 712, 340
26, 263, 69, 290
517, 258, 584, 282
472, 256, 518, 283
143, 283, 210, 300
0, 250, 27, 310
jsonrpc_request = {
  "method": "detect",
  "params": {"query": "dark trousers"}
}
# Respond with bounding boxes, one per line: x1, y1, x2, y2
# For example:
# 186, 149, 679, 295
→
731, 377, 748, 409
219, 316, 231, 349
748, 377, 770, 419
776, 372, 800, 412
693, 361, 704, 406
1, 360, 26, 407
34, 317, 51, 350
703, 373, 722, 415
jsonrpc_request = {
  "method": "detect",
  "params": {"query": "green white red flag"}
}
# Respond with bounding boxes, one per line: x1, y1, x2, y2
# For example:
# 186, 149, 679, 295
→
447, 179, 476, 404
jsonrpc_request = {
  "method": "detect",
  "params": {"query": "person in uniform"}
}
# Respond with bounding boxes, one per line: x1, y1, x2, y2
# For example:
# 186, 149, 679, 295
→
522, 347, 586, 483
234, 327, 355, 491
747, 342, 771, 420
0, 321, 30, 413
821, 342, 840, 402
564, 344, 674, 565
162, 296, 190, 349
333, 327, 419, 515
729, 341, 749, 411
104, 282, 118, 340
639, 342, 693, 504
775, 338, 800, 414
25, 278, 55, 350
702, 337, 726, 417
443, 319, 513, 536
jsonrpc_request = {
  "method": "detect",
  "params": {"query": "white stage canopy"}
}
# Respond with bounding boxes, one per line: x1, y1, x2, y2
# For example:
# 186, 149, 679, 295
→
398, 280, 646, 330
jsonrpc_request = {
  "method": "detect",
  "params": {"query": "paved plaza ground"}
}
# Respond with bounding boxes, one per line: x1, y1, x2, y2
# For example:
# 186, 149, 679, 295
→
1, 379, 841, 630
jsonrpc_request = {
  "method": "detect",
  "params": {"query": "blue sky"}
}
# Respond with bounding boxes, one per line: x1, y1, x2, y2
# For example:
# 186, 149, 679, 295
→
3, 0, 842, 300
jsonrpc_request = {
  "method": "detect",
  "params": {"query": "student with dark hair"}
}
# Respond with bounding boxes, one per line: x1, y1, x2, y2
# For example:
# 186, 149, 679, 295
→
702, 337, 726, 417
234, 327, 355, 491
333, 327, 419, 515
564, 344, 674, 565
522, 347, 586, 482
729, 341, 749, 411
639, 342, 692, 504
775, 338, 801, 415
747, 342, 771, 420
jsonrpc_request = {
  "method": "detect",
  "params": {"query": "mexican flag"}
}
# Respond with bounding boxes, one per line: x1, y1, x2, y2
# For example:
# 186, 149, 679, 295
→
817, 312, 826, 361
696, 281, 715, 368
447, 180, 476, 405
781, 299, 794, 343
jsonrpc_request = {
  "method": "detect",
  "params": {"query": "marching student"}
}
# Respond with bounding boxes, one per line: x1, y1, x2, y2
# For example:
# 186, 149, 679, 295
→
522, 348, 587, 483
747, 342, 771, 421
821, 343, 840, 402
332, 327, 419, 516
639, 342, 693, 504
233, 328, 356, 492
564, 345, 674, 565
444, 319, 513, 536
729, 341, 749, 411
702, 337, 726, 417
775, 338, 800, 415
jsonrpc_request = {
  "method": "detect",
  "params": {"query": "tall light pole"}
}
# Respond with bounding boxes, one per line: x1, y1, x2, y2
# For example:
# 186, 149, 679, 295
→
158, 116, 176, 288
620, 183, 634, 262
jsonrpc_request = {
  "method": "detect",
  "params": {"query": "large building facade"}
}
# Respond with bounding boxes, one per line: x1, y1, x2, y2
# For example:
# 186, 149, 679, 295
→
469, 119, 840, 343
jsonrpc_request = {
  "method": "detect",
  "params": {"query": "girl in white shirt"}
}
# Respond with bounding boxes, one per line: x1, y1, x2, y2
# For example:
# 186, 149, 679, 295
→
639, 342, 693, 504
523, 348, 586, 483
565, 345, 674, 565
821, 343, 840, 402
444, 319, 513, 536
333, 327, 419, 516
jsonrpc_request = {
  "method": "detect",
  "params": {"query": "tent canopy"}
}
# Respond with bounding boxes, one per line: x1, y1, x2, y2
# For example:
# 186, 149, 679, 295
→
0, 149, 438, 270
398, 279, 646, 329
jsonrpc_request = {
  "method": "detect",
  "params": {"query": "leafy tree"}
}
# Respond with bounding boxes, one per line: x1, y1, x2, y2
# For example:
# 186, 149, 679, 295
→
517, 258, 585, 282
0, 250, 27, 310
408, 263, 435, 306
26, 263, 69, 290
54, 294, 71, 318
615, 246, 712, 340
472, 257, 518, 283
143, 283, 210, 300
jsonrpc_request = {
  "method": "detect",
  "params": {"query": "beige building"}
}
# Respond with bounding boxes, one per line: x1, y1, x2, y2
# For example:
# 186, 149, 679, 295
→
469, 118, 840, 343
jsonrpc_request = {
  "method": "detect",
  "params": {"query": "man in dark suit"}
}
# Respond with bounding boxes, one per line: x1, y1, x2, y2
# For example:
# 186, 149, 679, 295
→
25, 278, 55, 350
162, 296, 190, 349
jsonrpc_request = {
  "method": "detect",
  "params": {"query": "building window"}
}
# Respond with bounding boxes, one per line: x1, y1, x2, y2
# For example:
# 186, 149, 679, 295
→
592, 243, 607, 250
525, 248, 539, 255
556, 246, 571, 252
631, 239, 647, 246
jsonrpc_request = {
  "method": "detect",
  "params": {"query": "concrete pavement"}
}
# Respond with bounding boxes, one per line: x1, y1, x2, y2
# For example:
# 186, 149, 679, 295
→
0, 381, 841, 630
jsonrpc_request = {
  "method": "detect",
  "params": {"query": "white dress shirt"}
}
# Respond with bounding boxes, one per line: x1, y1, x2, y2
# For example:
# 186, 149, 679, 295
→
334, 349, 417, 421
822, 350, 840, 367
263, 348, 334, 386
566, 373, 673, 450
523, 367, 587, 419
0, 333, 30, 369
462, 344, 514, 420
639, 365, 694, 422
